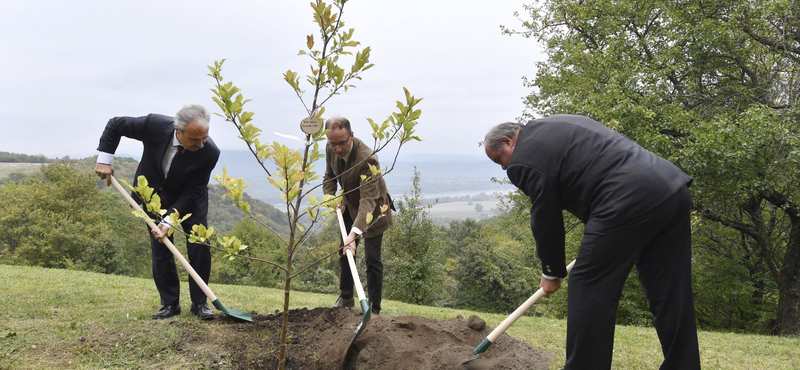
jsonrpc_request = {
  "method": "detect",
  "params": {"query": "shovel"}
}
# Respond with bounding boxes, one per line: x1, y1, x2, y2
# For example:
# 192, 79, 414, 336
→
335, 208, 372, 333
336, 208, 373, 370
464, 259, 577, 367
110, 175, 253, 323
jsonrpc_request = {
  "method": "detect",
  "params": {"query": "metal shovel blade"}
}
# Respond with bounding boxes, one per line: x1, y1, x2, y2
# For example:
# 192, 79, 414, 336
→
460, 338, 493, 368
354, 299, 372, 335
211, 299, 253, 323
341, 299, 372, 370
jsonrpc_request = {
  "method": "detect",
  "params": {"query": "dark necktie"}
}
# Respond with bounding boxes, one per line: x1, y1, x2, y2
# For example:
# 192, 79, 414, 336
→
169, 145, 184, 173
338, 157, 346, 174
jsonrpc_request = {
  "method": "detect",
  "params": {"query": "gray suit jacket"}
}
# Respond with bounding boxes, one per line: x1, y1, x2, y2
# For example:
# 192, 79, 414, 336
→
507, 115, 692, 277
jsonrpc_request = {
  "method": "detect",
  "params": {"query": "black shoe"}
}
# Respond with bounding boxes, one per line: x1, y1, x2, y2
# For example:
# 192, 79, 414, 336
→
152, 304, 181, 320
332, 296, 355, 308
190, 302, 215, 320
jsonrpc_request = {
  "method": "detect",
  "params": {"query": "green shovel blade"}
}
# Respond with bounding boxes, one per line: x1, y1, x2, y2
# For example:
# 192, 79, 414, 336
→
473, 337, 493, 357
211, 299, 253, 323
354, 299, 372, 335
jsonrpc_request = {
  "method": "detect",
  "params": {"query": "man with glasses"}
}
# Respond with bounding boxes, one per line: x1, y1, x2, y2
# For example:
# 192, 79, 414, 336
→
323, 117, 394, 315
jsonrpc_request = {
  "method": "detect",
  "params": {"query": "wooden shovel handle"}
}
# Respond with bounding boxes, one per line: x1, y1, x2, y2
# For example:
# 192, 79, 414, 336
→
110, 175, 218, 302
336, 208, 367, 302
486, 259, 577, 342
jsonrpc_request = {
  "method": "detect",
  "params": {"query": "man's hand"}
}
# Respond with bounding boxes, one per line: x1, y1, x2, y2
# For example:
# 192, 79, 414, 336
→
540, 275, 563, 297
94, 163, 115, 186
343, 231, 358, 255
151, 223, 170, 243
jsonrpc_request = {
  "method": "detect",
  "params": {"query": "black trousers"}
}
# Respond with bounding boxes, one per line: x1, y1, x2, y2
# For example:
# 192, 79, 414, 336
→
565, 186, 700, 370
148, 214, 211, 306
338, 209, 384, 313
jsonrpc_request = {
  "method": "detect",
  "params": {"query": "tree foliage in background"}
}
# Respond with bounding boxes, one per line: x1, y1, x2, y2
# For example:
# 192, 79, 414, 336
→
383, 168, 447, 305
0, 162, 150, 277
507, 0, 800, 334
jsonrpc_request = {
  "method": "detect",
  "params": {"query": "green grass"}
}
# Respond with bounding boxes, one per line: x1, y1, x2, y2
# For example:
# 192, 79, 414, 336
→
1, 264, 798, 369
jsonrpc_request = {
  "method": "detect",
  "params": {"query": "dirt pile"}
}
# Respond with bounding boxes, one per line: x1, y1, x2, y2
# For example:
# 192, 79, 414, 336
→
209, 307, 554, 370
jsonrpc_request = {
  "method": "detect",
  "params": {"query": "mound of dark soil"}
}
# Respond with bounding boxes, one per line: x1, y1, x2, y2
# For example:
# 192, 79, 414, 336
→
198, 307, 554, 370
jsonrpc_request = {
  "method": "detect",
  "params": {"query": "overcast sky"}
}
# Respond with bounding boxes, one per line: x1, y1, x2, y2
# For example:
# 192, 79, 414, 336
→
0, 0, 544, 160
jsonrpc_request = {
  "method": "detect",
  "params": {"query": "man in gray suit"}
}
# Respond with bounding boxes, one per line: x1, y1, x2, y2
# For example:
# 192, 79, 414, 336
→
484, 115, 700, 370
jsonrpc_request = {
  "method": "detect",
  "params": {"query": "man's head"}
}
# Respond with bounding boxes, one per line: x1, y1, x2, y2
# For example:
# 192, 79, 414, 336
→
325, 117, 354, 158
174, 105, 210, 152
484, 122, 524, 170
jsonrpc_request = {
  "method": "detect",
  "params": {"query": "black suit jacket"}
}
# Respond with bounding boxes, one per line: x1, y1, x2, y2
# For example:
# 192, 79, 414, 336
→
97, 114, 220, 221
507, 115, 692, 277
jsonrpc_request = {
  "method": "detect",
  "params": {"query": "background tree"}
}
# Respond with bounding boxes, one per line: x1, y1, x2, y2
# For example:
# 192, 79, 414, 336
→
506, 0, 800, 334
0, 162, 150, 277
383, 167, 448, 305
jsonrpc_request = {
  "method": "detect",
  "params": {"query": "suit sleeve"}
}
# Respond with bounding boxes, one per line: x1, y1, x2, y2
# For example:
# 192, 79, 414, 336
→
322, 150, 338, 196
169, 149, 220, 220
507, 164, 567, 278
96, 115, 152, 154
352, 155, 382, 232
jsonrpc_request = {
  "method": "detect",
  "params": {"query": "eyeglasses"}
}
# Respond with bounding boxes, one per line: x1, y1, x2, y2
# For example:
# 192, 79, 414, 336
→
327, 138, 350, 148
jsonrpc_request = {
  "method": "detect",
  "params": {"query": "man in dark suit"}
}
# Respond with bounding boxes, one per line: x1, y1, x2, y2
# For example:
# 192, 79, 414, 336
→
484, 115, 700, 369
94, 105, 220, 320
323, 117, 393, 315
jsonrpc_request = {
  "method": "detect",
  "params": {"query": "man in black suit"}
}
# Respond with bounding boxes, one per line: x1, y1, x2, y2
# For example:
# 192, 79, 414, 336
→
484, 115, 700, 369
94, 105, 220, 320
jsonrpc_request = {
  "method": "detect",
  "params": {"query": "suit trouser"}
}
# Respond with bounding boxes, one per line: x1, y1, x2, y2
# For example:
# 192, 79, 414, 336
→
338, 209, 384, 313
564, 186, 700, 370
148, 215, 212, 306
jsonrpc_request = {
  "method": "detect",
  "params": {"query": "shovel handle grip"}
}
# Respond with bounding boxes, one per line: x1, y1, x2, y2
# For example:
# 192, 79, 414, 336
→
336, 208, 367, 302
110, 175, 217, 302
486, 259, 576, 342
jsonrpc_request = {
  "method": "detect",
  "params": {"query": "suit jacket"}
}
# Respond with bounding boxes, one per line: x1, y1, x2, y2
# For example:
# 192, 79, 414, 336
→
97, 114, 220, 222
506, 114, 692, 277
323, 137, 393, 238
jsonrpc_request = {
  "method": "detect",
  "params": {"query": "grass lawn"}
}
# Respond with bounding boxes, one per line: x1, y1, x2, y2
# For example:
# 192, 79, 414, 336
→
1, 264, 798, 369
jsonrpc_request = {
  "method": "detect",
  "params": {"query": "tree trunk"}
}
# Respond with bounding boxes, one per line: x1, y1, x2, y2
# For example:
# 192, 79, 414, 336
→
777, 220, 800, 335
278, 261, 292, 370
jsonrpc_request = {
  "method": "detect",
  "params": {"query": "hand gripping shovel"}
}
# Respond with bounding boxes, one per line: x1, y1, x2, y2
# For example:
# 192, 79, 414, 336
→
463, 259, 576, 367
110, 175, 253, 323
336, 208, 372, 370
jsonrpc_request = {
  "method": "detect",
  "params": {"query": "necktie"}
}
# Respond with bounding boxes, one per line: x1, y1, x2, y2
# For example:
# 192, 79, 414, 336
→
338, 156, 346, 173
169, 145, 184, 173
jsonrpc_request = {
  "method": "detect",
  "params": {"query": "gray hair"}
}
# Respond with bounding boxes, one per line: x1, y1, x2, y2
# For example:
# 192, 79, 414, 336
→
174, 105, 210, 131
485, 122, 524, 151
325, 116, 352, 134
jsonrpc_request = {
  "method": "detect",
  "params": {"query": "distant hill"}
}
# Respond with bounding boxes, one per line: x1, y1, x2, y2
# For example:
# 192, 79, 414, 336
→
0, 151, 55, 163
0, 152, 289, 236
